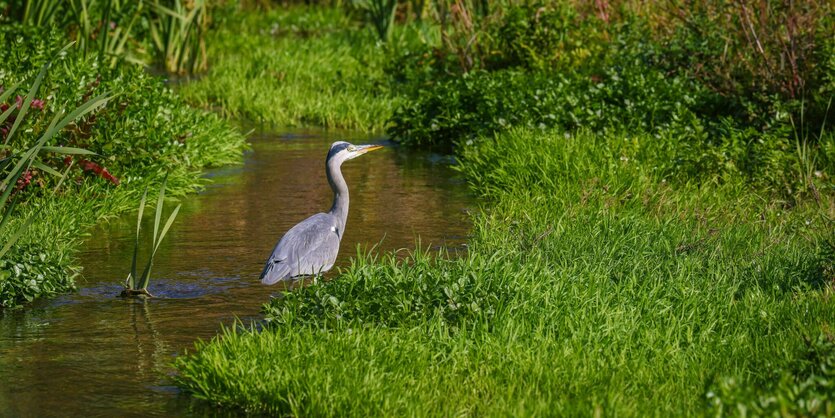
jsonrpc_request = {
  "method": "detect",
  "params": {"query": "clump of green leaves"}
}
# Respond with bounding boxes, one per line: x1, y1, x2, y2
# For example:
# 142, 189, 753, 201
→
707, 333, 835, 416
263, 247, 505, 329
388, 65, 701, 151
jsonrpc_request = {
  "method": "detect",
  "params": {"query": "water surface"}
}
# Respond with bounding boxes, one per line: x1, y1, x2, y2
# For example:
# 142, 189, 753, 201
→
0, 129, 472, 417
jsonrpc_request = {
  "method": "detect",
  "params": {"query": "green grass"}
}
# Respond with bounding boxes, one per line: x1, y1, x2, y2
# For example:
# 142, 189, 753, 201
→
170, 5, 835, 415
178, 7, 400, 131
175, 128, 835, 416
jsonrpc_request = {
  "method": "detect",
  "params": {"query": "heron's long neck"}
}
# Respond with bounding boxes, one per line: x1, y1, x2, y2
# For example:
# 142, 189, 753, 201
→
326, 159, 349, 232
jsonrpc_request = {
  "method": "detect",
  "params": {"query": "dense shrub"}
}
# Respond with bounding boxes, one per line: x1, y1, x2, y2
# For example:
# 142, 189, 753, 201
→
1, 25, 242, 183
0, 243, 74, 307
385, 1, 835, 197
659, 0, 835, 129
388, 65, 703, 150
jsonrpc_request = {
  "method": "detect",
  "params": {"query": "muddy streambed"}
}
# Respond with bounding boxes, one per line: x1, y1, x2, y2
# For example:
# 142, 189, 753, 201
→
0, 129, 473, 417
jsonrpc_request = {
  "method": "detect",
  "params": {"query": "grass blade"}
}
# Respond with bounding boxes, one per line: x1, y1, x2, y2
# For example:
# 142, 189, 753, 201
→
0, 105, 17, 127
40, 146, 98, 155
39, 92, 111, 143
31, 160, 62, 177
0, 80, 21, 104
137, 203, 180, 290
4, 62, 48, 145
0, 152, 34, 208
1, 111, 63, 191
0, 195, 18, 233
0, 214, 36, 259
52, 158, 74, 193
153, 174, 169, 248
153, 204, 181, 254
129, 187, 149, 290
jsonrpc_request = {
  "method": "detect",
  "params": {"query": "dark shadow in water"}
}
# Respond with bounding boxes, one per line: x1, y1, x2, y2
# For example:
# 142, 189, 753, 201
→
0, 128, 473, 417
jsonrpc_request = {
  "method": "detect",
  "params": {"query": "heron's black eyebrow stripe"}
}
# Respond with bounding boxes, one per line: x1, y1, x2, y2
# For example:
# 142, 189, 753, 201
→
327, 143, 351, 159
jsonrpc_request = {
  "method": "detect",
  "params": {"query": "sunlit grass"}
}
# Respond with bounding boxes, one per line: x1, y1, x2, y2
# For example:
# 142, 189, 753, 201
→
175, 128, 835, 416
178, 7, 400, 131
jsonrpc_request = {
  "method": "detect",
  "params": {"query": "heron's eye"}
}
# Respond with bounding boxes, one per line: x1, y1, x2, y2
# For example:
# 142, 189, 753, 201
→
347, 145, 357, 152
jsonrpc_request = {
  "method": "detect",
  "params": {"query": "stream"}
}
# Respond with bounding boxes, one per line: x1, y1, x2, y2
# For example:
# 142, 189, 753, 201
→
0, 128, 473, 417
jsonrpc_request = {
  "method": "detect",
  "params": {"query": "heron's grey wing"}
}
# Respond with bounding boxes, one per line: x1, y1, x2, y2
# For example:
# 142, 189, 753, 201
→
260, 213, 342, 284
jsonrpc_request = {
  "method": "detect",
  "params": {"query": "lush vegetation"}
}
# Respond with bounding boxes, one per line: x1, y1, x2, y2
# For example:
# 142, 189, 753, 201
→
0, 25, 245, 308
173, 1, 835, 415
1, 0, 831, 414
177, 128, 834, 416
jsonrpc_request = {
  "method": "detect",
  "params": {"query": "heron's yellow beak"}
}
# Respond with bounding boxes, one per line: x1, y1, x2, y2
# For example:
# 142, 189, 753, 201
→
358, 144, 384, 154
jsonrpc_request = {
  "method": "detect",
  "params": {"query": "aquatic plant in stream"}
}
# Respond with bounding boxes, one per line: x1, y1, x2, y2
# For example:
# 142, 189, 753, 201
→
122, 175, 181, 298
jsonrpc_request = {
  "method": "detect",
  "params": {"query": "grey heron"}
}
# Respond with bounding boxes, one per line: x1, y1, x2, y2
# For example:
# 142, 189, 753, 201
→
260, 141, 383, 284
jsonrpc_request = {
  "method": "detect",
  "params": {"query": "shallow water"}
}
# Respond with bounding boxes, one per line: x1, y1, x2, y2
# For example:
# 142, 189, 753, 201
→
0, 129, 472, 417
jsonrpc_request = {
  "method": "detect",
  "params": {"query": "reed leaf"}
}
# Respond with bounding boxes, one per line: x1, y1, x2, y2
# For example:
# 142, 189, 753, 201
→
0, 195, 17, 234
127, 187, 149, 291
42, 92, 111, 142
147, 0, 207, 74
1, 111, 64, 192
52, 159, 74, 193
0, 47, 107, 264
40, 146, 98, 155
137, 203, 181, 290
31, 160, 62, 177
3, 61, 48, 146
0, 105, 17, 127
0, 81, 21, 104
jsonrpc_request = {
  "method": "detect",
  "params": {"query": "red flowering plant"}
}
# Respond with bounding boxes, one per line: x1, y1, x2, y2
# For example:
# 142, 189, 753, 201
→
1, 76, 119, 193
1, 52, 112, 259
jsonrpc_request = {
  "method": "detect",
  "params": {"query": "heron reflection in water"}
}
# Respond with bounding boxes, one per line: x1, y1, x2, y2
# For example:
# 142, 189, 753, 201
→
260, 141, 383, 284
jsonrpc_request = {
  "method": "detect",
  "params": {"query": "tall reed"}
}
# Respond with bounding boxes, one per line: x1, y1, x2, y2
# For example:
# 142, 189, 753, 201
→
351, 0, 398, 42
7, 0, 209, 74
147, 0, 209, 74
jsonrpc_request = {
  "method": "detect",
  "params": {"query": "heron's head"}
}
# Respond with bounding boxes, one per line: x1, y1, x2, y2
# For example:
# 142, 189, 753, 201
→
326, 141, 384, 165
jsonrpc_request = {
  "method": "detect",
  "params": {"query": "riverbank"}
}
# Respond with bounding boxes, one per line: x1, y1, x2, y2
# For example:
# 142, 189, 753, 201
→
177, 128, 834, 416
173, 3, 835, 416
0, 26, 247, 308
